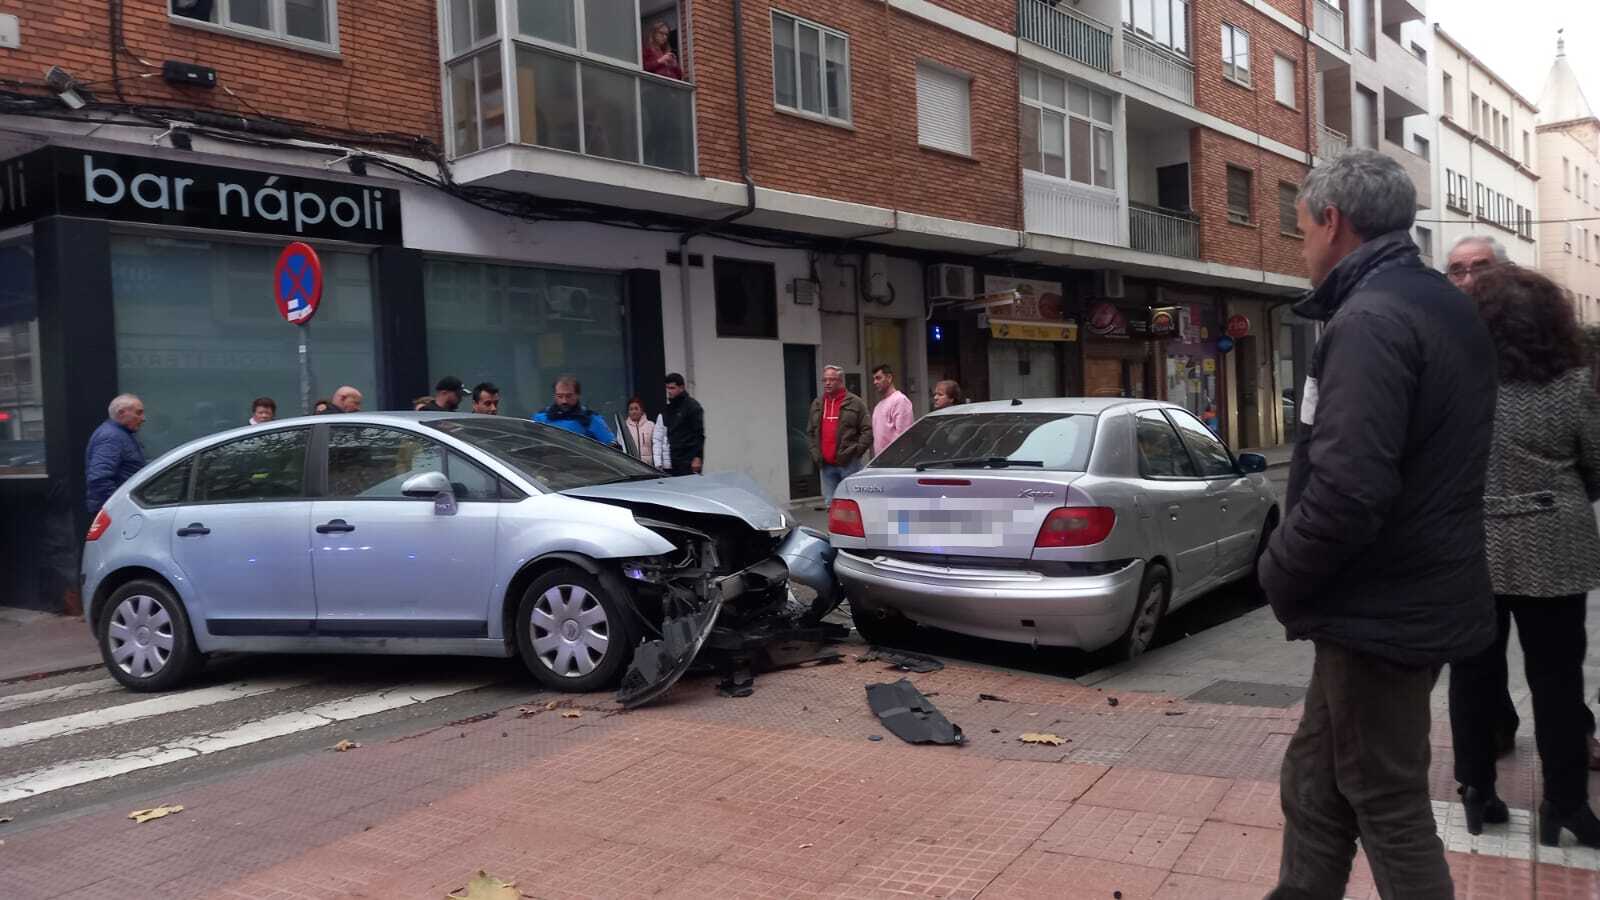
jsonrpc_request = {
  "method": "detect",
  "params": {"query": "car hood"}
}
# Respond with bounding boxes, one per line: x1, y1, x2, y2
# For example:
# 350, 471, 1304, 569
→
561, 472, 788, 532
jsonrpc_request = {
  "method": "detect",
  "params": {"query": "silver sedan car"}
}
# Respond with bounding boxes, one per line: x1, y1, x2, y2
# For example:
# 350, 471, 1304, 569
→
830, 398, 1278, 661
81, 413, 836, 700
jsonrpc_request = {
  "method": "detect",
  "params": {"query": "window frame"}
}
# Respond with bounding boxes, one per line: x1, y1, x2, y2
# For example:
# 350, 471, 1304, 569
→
1164, 407, 1241, 479
1122, 0, 1190, 57
1277, 181, 1301, 236
712, 256, 780, 340
132, 457, 196, 509
170, 0, 341, 55
915, 61, 973, 157
771, 10, 852, 126
1272, 53, 1296, 109
186, 426, 315, 507
1134, 410, 1201, 481
1220, 22, 1251, 88
1019, 66, 1118, 191
1226, 165, 1253, 226
322, 423, 513, 503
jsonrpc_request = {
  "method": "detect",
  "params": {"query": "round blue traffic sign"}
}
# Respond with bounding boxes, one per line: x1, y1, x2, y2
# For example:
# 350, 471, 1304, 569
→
274, 242, 323, 325
1216, 336, 1235, 354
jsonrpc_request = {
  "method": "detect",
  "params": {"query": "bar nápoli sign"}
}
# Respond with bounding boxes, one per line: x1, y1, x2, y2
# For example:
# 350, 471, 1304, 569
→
0, 146, 402, 244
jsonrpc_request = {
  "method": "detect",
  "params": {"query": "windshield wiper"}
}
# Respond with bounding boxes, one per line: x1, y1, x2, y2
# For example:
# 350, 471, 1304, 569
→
914, 457, 1045, 472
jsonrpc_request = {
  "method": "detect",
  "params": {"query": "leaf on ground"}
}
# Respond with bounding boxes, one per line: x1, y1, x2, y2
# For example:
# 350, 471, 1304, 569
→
560, 710, 582, 719
799, 842, 815, 849
545, 700, 559, 710
447, 870, 520, 899
1019, 732, 1067, 747
332, 739, 362, 752
128, 804, 184, 824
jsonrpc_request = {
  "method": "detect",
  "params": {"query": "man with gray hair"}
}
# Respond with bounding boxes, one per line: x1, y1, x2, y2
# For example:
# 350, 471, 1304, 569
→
1258, 149, 1497, 898
85, 394, 146, 514
808, 365, 871, 509
1446, 234, 1510, 292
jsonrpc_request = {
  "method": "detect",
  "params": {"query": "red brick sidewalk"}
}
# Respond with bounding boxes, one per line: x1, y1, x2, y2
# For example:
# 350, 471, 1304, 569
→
0, 655, 1593, 899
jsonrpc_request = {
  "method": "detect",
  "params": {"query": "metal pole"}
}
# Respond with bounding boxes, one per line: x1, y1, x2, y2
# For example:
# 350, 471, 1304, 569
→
298, 324, 312, 415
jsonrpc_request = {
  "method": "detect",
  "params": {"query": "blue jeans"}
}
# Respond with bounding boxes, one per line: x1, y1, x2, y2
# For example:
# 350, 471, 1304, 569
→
821, 459, 864, 505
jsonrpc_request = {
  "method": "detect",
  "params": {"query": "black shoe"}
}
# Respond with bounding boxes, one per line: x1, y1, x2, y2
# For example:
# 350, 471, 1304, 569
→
1462, 786, 1510, 835
1539, 801, 1600, 848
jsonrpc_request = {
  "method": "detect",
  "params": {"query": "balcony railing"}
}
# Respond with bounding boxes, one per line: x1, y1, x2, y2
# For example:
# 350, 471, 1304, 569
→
1023, 170, 1119, 244
1019, 0, 1113, 72
1122, 29, 1195, 105
1313, 0, 1346, 48
1316, 124, 1350, 159
1129, 203, 1199, 259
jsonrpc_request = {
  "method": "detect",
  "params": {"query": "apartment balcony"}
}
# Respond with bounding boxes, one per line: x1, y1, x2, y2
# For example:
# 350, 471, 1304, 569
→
1374, 33, 1428, 114
1019, 0, 1113, 72
1316, 124, 1350, 160
1129, 203, 1199, 259
1312, 0, 1346, 49
1380, 140, 1431, 209
1122, 29, 1194, 105
1024, 169, 1120, 245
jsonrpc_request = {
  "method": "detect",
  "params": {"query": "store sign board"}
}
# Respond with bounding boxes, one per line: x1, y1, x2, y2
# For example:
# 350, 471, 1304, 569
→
982, 276, 1066, 323
989, 319, 1079, 342
1226, 314, 1251, 339
0, 147, 402, 244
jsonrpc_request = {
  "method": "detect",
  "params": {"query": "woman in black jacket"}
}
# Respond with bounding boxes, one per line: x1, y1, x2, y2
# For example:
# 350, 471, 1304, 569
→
1449, 265, 1600, 846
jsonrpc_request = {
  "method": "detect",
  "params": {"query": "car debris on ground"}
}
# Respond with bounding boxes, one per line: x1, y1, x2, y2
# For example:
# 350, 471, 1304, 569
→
865, 678, 965, 745
856, 647, 944, 673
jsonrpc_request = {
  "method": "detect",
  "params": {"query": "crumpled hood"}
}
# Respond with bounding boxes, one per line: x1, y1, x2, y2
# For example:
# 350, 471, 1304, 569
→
561, 471, 789, 532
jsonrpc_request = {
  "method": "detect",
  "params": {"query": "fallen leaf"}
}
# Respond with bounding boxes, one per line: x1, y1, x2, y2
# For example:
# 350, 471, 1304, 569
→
332, 740, 362, 752
799, 842, 815, 849
545, 700, 559, 710
1019, 733, 1067, 746
560, 710, 582, 719
447, 870, 520, 899
128, 804, 184, 824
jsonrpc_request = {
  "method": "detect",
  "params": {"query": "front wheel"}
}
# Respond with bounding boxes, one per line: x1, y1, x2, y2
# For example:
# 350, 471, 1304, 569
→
1107, 563, 1170, 663
97, 579, 200, 692
516, 567, 637, 692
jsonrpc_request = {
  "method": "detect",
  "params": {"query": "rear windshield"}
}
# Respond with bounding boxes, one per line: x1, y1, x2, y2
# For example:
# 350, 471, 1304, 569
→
870, 413, 1096, 471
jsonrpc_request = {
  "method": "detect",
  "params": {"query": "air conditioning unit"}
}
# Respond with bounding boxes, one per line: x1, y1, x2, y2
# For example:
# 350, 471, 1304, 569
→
546, 285, 592, 320
926, 263, 975, 302
1102, 270, 1126, 299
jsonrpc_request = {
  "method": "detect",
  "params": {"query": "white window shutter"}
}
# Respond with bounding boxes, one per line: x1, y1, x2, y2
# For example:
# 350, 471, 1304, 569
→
1274, 55, 1294, 106
916, 64, 971, 155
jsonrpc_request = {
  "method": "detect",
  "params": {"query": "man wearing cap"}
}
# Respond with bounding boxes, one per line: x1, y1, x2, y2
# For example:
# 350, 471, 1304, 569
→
419, 376, 464, 412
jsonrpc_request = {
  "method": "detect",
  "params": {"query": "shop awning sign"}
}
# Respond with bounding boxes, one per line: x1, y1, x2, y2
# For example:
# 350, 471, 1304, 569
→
274, 242, 323, 325
989, 319, 1078, 342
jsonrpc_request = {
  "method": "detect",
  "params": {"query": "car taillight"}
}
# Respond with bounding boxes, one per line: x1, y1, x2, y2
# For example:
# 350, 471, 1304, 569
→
85, 508, 112, 542
1034, 506, 1115, 548
828, 499, 865, 538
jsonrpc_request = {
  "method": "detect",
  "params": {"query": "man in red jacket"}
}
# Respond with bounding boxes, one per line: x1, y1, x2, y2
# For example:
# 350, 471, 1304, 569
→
807, 366, 872, 511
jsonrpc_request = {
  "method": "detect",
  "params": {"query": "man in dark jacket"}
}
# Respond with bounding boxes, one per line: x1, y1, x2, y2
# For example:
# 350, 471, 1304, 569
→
662, 372, 704, 476
807, 365, 872, 509
85, 393, 147, 513
1260, 150, 1497, 899
418, 376, 464, 412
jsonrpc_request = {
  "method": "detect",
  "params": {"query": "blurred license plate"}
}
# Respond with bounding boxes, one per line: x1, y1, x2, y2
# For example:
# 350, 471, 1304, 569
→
896, 509, 997, 535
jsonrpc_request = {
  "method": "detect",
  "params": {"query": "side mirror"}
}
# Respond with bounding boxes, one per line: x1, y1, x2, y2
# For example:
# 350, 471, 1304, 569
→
1237, 452, 1268, 474
401, 471, 452, 497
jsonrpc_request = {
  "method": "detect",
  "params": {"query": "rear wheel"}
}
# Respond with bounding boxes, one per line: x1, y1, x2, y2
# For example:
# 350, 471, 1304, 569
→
1108, 563, 1169, 663
516, 567, 637, 692
849, 602, 918, 648
97, 579, 200, 692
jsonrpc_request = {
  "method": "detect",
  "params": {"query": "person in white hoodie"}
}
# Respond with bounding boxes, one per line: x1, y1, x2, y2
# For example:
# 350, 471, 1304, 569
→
615, 396, 672, 470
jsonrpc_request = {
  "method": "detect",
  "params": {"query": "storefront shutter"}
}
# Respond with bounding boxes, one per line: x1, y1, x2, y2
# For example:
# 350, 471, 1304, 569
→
916, 64, 971, 156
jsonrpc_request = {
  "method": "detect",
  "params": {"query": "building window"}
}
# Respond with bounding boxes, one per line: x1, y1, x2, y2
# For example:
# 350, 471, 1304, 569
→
1415, 225, 1433, 263
1123, 0, 1190, 55
1220, 23, 1250, 86
1278, 182, 1300, 235
1442, 73, 1453, 119
1412, 135, 1429, 161
170, 0, 337, 49
713, 258, 779, 339
1523, 131, 1531, 165
1273, 54, 1295, 108
1469, 93, 1479, 132
772, 11, 850, 125
1226, 165, 1253, 225
1565, 158, 1572, 190
0, 239, 40, 478
915, 63, 972, 156
1020, 67, 1116, 189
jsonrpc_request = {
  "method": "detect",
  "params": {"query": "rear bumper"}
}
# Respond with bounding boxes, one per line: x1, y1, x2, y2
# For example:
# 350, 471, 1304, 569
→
835, 551, 1146, 651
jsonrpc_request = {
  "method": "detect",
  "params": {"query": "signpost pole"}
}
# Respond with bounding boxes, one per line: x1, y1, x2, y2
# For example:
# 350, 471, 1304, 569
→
298, 325, 312, 415
274, 241, 324, 415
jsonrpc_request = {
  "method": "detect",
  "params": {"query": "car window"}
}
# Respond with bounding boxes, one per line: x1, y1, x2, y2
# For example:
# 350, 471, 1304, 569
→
134, 457, 192, 506
1166, 409, 1238, 478
870, 413, 1097, 471
327, 426, 446, 499
1136, 413, 1199, 478
447, 452, 501, 501
192, 429, 309, 503
426, 417, 659, 492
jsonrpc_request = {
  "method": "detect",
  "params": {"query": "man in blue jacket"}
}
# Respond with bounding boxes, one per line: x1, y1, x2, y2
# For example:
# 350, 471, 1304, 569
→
532, 375, 615, 445
85, 394, 147, 513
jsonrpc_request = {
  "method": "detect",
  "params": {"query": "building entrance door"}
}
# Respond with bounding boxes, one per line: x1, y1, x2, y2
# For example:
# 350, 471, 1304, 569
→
863, 318, 907, 411
783, 344, 821, 501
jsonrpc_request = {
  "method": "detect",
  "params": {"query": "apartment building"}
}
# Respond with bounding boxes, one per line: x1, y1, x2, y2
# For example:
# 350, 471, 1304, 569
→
1536, 36, 1600, 324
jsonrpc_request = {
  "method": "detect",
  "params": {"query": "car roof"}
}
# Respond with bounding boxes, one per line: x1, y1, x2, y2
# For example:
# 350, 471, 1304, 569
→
926, 397, 1178, 417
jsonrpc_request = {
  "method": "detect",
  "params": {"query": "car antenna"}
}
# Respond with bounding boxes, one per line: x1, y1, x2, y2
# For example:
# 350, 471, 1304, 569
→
1011, 398, 1022, 406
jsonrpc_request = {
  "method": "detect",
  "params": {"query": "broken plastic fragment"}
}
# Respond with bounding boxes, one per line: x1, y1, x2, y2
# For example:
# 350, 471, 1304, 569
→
865, 679, 964, 745
332, 739, 362, 752
857, 647, 944, 673
1019, 733, 1067, 746
978, 693, 1011, 703
560, 710, 582, 719
128, 804, 184, 823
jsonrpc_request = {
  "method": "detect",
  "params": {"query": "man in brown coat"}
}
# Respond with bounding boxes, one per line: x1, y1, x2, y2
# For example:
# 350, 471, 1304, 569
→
808, 365, 872, 510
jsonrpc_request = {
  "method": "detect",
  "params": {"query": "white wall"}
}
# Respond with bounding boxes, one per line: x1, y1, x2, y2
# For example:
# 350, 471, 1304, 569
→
814, 254, 930, 415
1127, 129, 1192, 208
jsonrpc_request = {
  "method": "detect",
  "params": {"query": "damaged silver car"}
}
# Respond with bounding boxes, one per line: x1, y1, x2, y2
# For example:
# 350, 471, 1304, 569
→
80, 413, 840, 706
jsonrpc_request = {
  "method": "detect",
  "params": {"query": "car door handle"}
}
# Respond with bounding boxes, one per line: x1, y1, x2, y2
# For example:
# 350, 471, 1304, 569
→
1167, 504, 1181, 520
176, 523, 210, 537
316, 519, 355, 534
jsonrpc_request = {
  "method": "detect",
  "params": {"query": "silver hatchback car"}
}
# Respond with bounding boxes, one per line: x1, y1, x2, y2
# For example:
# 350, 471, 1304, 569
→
829, 398, 1278, 660
82, 413, 836, 699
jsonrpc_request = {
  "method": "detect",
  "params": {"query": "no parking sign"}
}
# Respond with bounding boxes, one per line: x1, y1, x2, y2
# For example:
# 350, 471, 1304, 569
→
274, 242, 323, 325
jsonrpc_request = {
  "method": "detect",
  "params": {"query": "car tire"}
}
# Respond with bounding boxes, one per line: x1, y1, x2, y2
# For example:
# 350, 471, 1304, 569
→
516, 566, 637, 693
97, 579, 201, 692
1109, 563, 1170, 663
1249, 515, 1279, 595
849, 601, 918, 648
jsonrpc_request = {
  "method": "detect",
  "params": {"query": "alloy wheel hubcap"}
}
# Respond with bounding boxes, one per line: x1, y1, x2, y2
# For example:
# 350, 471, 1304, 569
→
531, 585, 610, 678
107, 594, 175, 678
1130, 586, 1163, 655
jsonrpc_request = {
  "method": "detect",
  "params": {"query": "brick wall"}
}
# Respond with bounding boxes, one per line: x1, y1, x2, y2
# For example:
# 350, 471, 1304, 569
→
1262, 0, 1307, 22
1191, 127, 1308, 276
694, 0, 1021, 230
1191, 0, 1311, 152
0, 1, 441, 142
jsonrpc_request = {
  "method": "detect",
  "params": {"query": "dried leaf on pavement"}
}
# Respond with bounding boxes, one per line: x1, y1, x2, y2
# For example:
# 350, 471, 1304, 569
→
1019, 733, 1067, 746
799, 842, 815, 849
332, 739, 362, 752
447, 870, 520, 899
128, 804, 184, 824
560, 710, 582, 718
545, 700, 559, 710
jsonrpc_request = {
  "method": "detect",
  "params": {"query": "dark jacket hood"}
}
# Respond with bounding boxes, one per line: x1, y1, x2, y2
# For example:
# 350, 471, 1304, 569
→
1293, 230, 1423, 322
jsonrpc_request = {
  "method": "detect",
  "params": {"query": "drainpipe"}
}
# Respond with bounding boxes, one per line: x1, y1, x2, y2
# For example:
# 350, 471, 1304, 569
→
677, 0, 757, 394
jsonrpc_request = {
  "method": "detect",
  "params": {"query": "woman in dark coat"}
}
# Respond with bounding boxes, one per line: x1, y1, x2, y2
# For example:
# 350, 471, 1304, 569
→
1449, 266, 1600, 846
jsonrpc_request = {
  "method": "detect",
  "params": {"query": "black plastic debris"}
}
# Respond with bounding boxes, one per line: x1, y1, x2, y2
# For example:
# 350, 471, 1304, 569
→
865, 678, 965, 746
857, 647, 944, 674
978, 693, 1011, 703
618, 599, 722, 709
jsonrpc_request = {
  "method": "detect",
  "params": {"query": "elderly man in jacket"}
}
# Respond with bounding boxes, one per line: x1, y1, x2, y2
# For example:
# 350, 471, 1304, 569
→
808, 366, 872, 509
1259, 150, 1497, 899
85, 394, 147, 514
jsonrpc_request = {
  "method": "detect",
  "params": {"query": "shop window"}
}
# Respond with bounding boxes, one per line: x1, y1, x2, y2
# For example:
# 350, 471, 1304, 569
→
772, 11, 851, 125
423, 259, 628, 424
0, 239, 42, 478
169, 0, 337, 50
192, 429, 310, 503
1278, 182, 1301, 236
111, 235, 377, 458
1136, 412, 1199, 478
713, 258, 779, 339
1020, 67, 1115, 189
1226, 166, 1253, 225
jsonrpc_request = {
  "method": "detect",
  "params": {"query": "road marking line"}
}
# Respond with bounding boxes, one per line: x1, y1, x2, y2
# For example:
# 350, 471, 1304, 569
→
0, 679, 316, 750
0, 678, 120, 714
0, 680, 492, 804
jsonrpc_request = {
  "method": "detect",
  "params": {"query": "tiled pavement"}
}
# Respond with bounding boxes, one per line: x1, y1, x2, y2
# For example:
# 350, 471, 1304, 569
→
4, 630, 1600, 900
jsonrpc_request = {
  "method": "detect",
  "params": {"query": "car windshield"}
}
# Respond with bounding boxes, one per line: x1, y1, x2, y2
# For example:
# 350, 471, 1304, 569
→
871, 412, 1096, 472
427, 417, 659, 492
